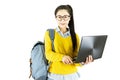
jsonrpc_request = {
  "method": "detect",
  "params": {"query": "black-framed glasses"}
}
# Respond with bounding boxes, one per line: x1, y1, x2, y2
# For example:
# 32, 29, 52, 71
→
56, 15, 70, 21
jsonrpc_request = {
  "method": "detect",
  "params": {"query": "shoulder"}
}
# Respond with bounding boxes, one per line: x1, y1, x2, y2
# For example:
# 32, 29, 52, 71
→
45, 29, 56, 38
75, 33, 80, 39
45, 30, 49, 37
75, 33, 81, 43
75, 33, 79, 37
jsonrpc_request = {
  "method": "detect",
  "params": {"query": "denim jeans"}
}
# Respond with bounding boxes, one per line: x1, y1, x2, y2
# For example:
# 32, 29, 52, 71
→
47, 72, 80, 80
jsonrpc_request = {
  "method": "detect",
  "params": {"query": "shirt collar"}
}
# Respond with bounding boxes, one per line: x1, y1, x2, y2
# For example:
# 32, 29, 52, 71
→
56, 27, 70, 37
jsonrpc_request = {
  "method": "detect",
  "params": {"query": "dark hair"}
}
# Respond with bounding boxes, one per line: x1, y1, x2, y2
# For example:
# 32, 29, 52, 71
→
55, 5, 77, 52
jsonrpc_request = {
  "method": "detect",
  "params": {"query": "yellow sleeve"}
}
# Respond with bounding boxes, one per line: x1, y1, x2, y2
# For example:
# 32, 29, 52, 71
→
44, 31, 64, 62
74, 63, 83, 67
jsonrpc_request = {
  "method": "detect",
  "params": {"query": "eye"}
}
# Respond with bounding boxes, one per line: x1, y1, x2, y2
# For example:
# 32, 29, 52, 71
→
58, 16, 62, 18
56, 15, 62, 18
64, 15, 70, 18
64, 16, 68, 18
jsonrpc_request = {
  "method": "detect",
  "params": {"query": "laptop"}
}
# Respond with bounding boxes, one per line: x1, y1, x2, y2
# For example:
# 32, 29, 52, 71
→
74, 35, 108, 63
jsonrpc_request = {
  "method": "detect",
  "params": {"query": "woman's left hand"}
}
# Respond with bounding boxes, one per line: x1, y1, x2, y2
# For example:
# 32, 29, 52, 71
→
81, 55, 93, 65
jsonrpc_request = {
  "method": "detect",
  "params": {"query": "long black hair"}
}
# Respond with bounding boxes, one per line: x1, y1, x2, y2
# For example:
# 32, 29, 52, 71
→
55, 5, 77, 52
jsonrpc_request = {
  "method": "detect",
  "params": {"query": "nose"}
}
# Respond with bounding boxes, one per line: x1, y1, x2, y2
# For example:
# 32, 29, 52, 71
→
61, 19, 65, 22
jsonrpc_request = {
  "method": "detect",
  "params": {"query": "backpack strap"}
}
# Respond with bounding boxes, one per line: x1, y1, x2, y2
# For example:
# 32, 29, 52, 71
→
46, 29, 55, 70
47, 29, 55, 51
32, 41, 44, 50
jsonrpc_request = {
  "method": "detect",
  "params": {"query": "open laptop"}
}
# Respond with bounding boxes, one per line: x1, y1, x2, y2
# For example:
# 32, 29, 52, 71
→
74, 35, 108, 63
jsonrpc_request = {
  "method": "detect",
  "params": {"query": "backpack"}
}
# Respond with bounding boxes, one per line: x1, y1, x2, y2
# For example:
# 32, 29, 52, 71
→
29, 29, 55, 80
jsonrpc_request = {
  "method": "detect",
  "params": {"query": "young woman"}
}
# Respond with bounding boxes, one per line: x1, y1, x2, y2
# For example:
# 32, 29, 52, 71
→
44, 4, 93, 80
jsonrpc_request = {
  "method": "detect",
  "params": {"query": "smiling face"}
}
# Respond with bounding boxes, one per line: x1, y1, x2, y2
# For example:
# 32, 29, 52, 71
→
55, 9, 71, 29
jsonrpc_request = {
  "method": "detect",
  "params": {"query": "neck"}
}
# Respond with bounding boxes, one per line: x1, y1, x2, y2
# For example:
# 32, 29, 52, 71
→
59, 26, 67, 34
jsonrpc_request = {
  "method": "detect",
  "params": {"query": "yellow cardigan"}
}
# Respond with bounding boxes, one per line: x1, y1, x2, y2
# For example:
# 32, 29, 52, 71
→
44, 29, 82, 74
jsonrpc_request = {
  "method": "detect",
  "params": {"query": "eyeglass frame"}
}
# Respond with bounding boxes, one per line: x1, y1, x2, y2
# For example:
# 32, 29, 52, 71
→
56, 15, 71, 21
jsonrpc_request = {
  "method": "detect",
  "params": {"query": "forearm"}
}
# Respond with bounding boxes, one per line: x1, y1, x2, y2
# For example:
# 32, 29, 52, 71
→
45, 50, 64, 62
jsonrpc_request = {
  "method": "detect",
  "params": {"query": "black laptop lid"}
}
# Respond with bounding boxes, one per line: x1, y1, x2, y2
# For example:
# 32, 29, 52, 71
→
75, 35, 107, 63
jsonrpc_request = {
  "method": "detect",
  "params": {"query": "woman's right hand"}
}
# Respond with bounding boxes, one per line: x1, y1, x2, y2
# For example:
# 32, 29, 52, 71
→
62, 55, 73, 64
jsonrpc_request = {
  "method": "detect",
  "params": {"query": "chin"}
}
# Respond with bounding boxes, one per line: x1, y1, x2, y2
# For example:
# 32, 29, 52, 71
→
60, 25, 66, 28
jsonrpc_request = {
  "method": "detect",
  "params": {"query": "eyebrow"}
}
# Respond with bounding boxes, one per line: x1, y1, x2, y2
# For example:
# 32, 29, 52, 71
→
56, 15, 70, 16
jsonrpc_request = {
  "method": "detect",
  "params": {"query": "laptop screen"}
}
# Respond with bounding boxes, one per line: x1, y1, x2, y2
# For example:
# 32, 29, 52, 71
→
75, 35, 108, 63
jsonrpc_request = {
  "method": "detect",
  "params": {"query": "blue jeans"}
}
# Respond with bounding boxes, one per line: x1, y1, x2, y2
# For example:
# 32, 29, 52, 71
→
47, 72, 80, 80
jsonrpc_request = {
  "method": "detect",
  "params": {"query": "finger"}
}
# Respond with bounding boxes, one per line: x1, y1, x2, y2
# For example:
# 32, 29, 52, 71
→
62, 56, 70, 64
90, 55, 93, 61
89, 55, 93, 62
62, 59, 66, 64
67, 57, 73, 64
81, 62, 85, 65
85, 57, 89, 64
62, 58, 68, 64
88, 55, 91, 62
65, 58, 70, 64
69, 57, 73, 64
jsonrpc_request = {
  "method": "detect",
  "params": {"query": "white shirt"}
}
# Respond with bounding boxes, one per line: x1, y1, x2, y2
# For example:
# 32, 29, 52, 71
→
56, 27, 71, 38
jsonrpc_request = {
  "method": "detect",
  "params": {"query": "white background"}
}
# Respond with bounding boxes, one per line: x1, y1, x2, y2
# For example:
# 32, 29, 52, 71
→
0, 0, 120, 80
